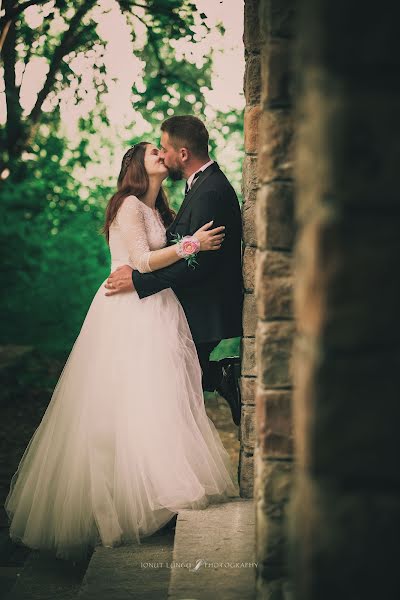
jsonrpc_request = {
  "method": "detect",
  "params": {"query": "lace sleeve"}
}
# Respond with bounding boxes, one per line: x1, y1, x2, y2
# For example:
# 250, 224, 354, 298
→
116, 196, 152, 273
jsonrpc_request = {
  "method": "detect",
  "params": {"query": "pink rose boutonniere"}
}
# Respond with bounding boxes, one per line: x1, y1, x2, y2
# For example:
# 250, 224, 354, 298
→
172, 233, 201, 269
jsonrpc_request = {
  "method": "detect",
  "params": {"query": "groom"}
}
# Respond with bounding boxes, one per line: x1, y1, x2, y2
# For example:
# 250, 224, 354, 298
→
105, 116, 244, 425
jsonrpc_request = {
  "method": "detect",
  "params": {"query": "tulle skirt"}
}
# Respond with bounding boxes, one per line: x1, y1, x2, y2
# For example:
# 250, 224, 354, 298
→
4, 281, 238, 561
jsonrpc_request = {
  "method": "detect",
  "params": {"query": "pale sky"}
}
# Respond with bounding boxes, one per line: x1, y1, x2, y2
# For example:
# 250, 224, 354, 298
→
0, 0, 245, 189
0, 0, 244, 127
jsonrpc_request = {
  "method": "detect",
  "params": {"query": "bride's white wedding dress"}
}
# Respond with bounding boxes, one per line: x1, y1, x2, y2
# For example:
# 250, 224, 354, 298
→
4, 195, 238, 561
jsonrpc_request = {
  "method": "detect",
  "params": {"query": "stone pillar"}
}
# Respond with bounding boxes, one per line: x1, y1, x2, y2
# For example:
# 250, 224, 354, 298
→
254, 1, 296, 597
239, 0, 262, 498
290, 0, 400, 598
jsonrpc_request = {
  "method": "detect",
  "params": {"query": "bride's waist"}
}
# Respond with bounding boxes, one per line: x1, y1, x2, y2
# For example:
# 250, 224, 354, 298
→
108, 260, 176, 300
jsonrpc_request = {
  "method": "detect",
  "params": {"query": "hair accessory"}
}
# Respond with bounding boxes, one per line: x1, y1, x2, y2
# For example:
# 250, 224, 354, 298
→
119, 145, 139, 181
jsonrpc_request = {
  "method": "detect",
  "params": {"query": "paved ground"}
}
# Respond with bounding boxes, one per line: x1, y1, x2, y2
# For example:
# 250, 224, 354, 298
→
77, 529, 175, 600
169, 498, 256, 600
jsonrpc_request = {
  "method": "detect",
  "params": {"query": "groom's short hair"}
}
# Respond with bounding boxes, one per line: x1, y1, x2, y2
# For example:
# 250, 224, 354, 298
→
161, 116, 209, 158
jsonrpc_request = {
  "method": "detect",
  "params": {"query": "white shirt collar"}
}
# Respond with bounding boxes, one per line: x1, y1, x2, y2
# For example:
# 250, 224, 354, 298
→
186, 159, 214, 190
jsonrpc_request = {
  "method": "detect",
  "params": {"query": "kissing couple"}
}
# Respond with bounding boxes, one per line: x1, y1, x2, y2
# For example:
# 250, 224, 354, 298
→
5, 115, 244, 561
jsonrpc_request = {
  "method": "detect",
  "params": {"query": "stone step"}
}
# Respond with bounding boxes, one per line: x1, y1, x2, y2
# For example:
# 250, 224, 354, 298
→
2, 500, 255, 600
168, 498, 256, 600
77, 528, 175, 600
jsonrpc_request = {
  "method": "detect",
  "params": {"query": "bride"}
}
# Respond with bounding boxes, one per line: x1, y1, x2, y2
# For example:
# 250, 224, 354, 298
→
4, 141, 238, 562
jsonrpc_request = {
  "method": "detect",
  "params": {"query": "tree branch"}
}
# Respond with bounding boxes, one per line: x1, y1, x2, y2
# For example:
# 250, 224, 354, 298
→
131, 11, 166, 76
117, 1, 148, 12
28, 1, 97, 126
1, 0, 24, 159
0, 0, 48, 25
0, 0, 49, 51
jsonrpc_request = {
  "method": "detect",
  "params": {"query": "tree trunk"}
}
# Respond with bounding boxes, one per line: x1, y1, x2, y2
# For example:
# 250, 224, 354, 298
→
1, 0, 25, 166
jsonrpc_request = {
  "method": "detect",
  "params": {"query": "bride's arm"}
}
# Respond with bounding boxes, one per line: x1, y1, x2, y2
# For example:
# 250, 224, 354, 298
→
117, 196, 224, 274
148, 221, 224, 271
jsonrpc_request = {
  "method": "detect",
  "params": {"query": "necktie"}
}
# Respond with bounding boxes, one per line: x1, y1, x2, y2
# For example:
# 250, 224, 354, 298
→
185, 171, 201, 195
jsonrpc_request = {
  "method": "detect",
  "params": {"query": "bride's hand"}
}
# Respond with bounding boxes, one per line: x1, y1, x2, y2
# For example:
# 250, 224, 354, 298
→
194, 221, 225, 251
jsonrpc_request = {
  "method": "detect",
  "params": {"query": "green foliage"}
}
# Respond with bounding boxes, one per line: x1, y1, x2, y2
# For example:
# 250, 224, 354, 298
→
0, 130, 110, 350
211, 338, 241, 361
0, 0, 244, 357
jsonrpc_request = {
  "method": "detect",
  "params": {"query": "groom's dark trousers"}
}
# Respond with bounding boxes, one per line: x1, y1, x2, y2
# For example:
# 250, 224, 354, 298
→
196, 341, 221, 392
130, 162, 244, 391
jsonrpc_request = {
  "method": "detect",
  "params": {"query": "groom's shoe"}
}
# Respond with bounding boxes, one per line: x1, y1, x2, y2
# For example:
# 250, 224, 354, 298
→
216, 357, 242, 427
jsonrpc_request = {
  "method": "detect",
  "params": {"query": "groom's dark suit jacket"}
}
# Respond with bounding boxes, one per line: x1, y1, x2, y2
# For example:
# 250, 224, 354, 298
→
131, 162, 243, 344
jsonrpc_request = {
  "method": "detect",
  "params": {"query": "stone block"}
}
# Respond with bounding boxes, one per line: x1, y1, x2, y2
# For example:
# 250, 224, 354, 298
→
292, 334, 400, 486
259, 0, 296, 40
255, 455, 293, 570
289, 473, 400, 600
256, 321, 295, 388
244, 105, 262, 153
242, 196, 257, 247
239, 448, 254, 498
256, 250, 293, 320
258, 109, 294, 182
243, 292, 257, 337
261, 38, 293, 107
294, 213, 400, 347
242, 404, 256, 451
257, 182, 295, 251
258, 274, 293, 321
243, 186, 258, 205
242, 154, 259, 199
295, 95, 400, 227
293, 92, 330, 226
240, 376, 256, 405
257, 248, 293, 278
256, 387, 293, 457
241, 336, 256, 377
243, 246, 256, 292
244, 0, 262, 52
244, 53, 261, 104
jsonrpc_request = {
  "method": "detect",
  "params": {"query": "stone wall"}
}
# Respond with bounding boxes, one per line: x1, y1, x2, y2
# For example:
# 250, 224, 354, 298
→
241, 0, 296, 597
243, 1, 400, 598
238, 0, 261, 498
254, 1, 296, 597
289, 0, 400, 598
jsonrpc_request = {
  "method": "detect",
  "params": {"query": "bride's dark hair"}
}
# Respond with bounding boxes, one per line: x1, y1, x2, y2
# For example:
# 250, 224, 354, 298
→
103, 142, 175, 243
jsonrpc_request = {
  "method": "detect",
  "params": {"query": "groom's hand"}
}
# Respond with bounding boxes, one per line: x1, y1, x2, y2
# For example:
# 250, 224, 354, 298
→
104, 265, 135, 296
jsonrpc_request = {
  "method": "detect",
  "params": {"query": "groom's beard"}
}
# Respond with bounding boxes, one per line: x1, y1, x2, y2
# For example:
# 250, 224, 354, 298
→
167, 166, 184, 181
